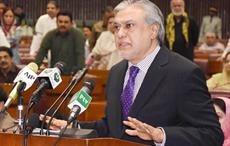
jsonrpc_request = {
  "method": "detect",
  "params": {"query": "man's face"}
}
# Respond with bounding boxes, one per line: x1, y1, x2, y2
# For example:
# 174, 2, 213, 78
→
83, 27, 92, 39
0, 3, 5, 17
57, 15, 72, 33
46, 3, 59, 18
113, 6, 158, 64
0, 51, 13, 71
171, 0, 185, 16
206, 35, 216, 46
14, 7, 23, 16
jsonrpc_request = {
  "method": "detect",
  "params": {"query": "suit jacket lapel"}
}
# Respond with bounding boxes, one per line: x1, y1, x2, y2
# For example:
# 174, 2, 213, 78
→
129, 47, 169, 117
109, 60, 128, 137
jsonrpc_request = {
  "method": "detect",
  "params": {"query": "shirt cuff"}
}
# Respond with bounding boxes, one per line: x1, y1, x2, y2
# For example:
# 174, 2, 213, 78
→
154, 127, 166, 146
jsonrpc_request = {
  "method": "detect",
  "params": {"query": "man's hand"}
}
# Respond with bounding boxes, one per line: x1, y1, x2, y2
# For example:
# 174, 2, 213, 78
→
123, 117, 164, 143
39, 114, 68, 130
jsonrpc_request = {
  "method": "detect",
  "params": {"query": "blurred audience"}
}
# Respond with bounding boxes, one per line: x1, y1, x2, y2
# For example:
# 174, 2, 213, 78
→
207, 51, 230, 90
16, 19, 33, 38
1, 7, 20, 64
0, 47, 20, 83
92, 6, 113, 41
222, 38, 230, 59
86, 14, 123, 70
213, 97, 230, 146
199, 7, 222, 43
0, 1, 6, 26
0, 28, 10, 47
82, 25, 95, 59
199, 32, 225, 53
30, 0, 59, 58
165, 0, 199, 61
14, 5, 26, 27
35, 10, 85, 75
0, 85, 15, 130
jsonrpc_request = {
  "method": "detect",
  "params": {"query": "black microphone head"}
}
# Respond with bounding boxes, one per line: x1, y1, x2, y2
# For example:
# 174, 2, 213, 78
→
54, 61, 65, 74
29, 113, 40, 130
83, 78, 96, 94
70, 66, 82, 76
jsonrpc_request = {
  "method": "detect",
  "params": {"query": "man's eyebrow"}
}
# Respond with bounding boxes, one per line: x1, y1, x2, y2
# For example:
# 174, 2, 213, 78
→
114, 19, 135, 25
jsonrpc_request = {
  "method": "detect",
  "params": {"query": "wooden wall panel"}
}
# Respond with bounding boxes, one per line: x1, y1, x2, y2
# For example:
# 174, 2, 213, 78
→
3, 0, 230, 38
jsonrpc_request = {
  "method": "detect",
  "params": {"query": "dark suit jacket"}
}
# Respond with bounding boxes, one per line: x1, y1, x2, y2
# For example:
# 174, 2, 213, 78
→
81, 46, 223, 146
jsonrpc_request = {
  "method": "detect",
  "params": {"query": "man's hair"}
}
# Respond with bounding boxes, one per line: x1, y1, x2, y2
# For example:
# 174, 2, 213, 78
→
57, 10, 73, 22
82, 24, 92, 31
170, 0, 185, 8
212, 98, 226, 113
0, 46, 13, 57
114, 0, 165, 43
47, 0, 59, 9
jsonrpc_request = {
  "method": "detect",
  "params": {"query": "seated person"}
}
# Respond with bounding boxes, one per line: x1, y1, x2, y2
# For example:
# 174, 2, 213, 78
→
207, 51, 230, 90
0, 29, 10, 48
0, 47, 20, 83
212, 97, 230, 146
85, 14, 123, 70
199, 32, 225, 53
0, 85, 16, 130
222, 38, 230, 59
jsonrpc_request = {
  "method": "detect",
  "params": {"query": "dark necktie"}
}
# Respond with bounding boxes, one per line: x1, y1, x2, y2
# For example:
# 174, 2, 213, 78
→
120, 66, 139, 119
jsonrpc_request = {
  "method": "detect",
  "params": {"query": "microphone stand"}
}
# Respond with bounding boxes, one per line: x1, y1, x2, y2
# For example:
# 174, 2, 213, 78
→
46, 82, 77, 135
41, 68, 88, 135
40, 80, 74, 135
13, 93, 24, 133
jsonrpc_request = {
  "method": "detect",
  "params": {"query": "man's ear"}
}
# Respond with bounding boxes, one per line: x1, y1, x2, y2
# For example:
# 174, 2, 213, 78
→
150, 24, 160, 39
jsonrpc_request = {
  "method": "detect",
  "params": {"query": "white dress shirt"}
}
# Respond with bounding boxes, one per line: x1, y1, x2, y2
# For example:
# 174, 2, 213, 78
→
123, 45, 166, 146
0, 28, 10, 47
30, 14, 57, 56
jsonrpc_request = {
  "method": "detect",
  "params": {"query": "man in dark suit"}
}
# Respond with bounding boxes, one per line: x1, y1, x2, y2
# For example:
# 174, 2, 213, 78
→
41, 0, 223, 145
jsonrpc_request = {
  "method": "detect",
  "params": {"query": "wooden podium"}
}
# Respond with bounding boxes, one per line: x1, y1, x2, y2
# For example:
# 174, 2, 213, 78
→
0, 132, 147, 146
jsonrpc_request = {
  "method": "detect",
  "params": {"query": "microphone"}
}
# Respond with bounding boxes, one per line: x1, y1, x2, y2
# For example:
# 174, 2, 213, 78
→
28, 113, 40, 134
40, 68, 88, 135
30, 61, 64, 106
70, 68, 88, 85
67, 78, 95, 123
3, 62, 38, 110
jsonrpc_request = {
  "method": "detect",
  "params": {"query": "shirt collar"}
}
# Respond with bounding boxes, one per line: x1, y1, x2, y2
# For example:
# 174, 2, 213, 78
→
128, 45, 161, 73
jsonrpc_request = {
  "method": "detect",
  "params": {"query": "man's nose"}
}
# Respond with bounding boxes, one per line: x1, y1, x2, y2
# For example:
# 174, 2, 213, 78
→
116, 27, 127, 38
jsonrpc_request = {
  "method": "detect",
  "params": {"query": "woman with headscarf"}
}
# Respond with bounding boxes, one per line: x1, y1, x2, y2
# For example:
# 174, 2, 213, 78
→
213, 97, 230, 146
207, 51, 230, 90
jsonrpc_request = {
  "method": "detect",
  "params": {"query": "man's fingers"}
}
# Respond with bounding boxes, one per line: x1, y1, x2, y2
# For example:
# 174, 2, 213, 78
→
125, 129, 138, 136
143, 123, 154, 134
123, 120, 137, 129
127, 117, 146, 132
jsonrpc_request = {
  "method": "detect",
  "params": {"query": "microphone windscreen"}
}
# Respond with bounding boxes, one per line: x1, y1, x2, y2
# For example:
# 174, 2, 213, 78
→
54, 61, 65, 74
27, 62, 38, 73
29, 113, 40, 129
84, 78, 96, 92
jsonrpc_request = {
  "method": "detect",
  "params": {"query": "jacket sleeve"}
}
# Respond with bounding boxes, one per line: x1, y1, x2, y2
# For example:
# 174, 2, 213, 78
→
163, 67, 224, 146
34, 31, 52, 67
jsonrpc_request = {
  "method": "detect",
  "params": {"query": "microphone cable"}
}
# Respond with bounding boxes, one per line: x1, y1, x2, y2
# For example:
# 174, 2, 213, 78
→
42, 68, 88, 135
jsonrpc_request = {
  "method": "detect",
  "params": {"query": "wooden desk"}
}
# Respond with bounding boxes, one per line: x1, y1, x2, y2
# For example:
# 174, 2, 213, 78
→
194, 51, 223, 76
0, 132, 146, 146
1, 70, 109, 121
